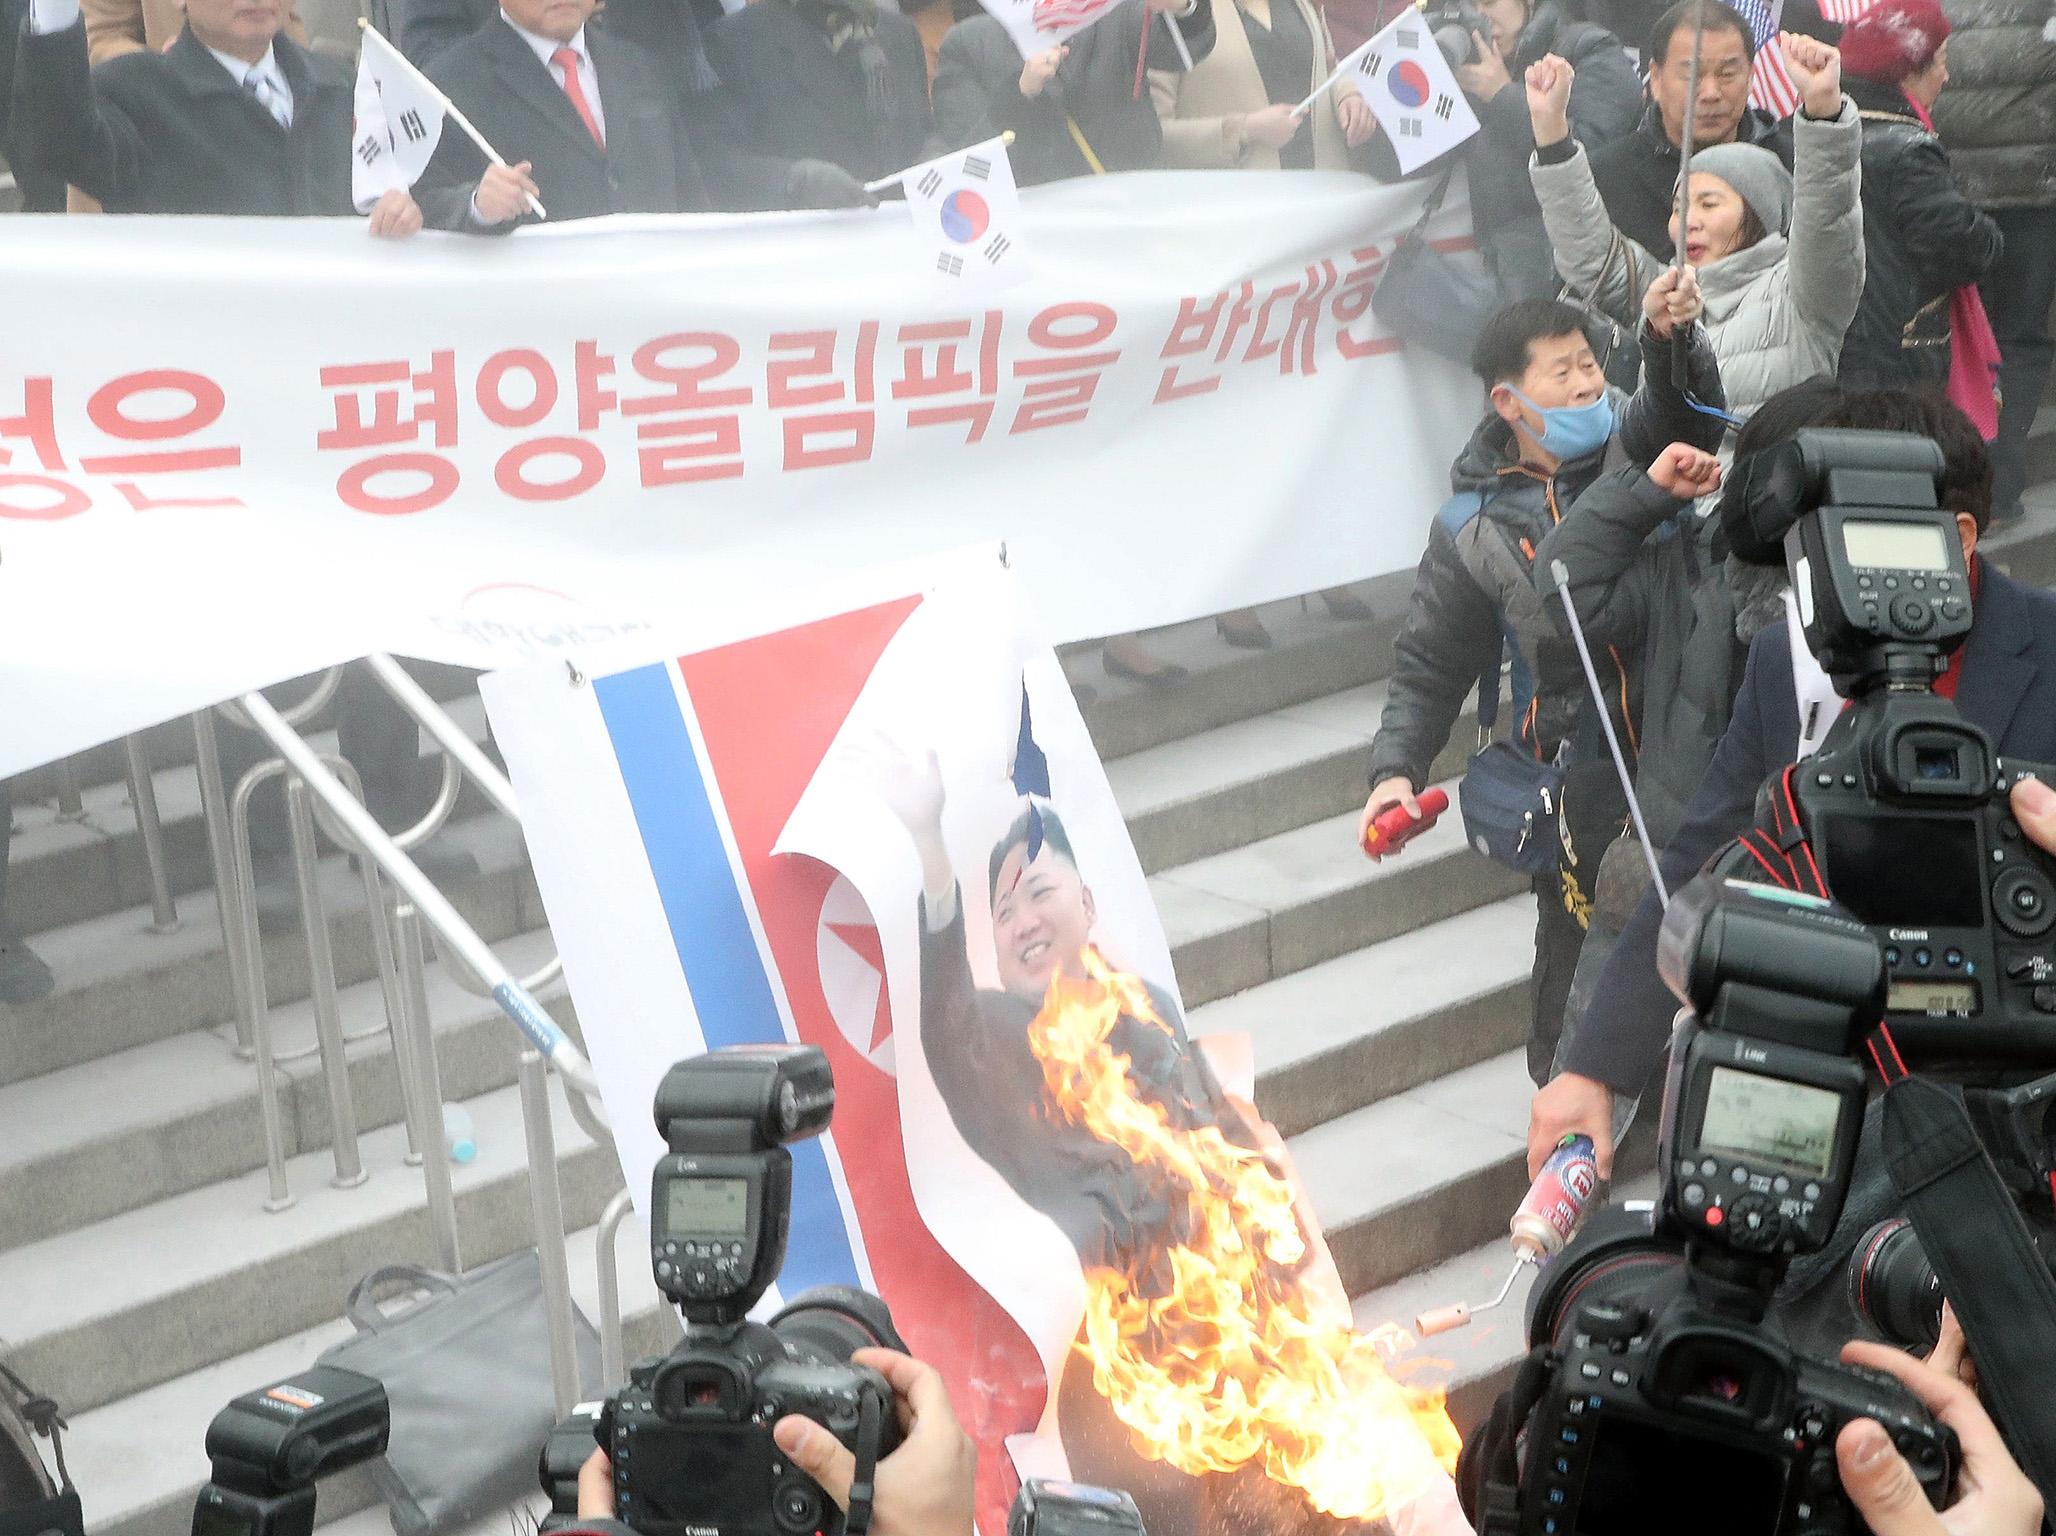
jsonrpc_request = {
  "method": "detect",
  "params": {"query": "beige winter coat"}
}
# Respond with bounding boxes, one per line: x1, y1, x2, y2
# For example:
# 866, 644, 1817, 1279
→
1529, 100, 1866, 420
1148, 0, 1352, 171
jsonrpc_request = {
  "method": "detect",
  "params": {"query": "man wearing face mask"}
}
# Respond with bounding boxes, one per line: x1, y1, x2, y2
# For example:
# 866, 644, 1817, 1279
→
1360, 297, 1725, 1083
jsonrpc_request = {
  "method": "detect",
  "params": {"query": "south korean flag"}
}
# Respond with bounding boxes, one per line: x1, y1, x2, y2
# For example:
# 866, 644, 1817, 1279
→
351, 25, 447, 212
1340, 11, 1479, 173
899, 136, 1030, 294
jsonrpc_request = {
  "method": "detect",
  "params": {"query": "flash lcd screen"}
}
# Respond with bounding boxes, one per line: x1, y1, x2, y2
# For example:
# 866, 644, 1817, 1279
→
666, 1177, 749, 1236
1842, 519, 1950, 572
1699, 1067, 1841, 1177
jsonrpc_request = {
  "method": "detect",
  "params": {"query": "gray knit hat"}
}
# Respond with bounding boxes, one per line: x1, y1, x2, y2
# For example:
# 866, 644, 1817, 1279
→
1681, 143, 1794, 239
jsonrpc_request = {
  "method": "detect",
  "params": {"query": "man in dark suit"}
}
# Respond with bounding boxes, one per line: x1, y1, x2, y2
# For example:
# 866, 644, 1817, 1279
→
708, 0, 935, 186
1527, 402, 2056, 1182
410, 0, 868, 229
11, 0, 421, 227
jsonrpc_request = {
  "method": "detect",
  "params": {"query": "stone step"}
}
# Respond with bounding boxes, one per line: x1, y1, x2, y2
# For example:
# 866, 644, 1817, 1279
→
1156, 788, 1528, 1010
1071, 581, 1412, 763
7, 696, 496, 939
1288, 1049, 1537, 1301
1199, 894, 1535, 1140
66, 1218, 680, 1536
1, 1076, 622, 1418
0, 927, 568, 1252
1108, 676, 1499, 876
0, 812, 541, 1091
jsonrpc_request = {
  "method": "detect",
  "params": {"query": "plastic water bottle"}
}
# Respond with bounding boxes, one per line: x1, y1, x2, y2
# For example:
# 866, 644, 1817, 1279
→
441, 1103, 477, 1165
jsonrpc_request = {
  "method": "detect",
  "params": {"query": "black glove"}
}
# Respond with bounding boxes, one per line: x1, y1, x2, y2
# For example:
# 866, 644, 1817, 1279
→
784, 158, 877, 209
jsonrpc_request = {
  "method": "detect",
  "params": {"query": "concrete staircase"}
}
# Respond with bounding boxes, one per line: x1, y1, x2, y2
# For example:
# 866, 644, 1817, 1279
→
7, 483, 2056, 1536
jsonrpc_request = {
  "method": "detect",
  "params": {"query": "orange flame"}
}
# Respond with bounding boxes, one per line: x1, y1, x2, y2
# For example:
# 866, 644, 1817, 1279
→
1027, 949, 1462, 1524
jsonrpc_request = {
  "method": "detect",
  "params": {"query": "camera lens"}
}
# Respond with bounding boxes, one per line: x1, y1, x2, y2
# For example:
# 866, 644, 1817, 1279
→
1846, 1219, 1942, 1350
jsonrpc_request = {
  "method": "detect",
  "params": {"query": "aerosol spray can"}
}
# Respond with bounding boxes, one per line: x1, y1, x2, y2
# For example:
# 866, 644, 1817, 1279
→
1415, 1135, 1601, 1336
1509, 1134, 1600, 1261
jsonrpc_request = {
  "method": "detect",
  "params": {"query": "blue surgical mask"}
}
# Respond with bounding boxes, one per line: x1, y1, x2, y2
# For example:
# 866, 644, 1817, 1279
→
1509, 388, 1615, 462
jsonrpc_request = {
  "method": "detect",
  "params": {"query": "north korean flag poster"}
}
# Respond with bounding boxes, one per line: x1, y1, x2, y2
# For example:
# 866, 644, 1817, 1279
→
483, 553, 1463, 1536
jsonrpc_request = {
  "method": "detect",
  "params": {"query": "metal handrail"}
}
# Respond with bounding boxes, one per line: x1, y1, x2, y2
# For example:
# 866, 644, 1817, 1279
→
595, 1189, 635, 1390
195, 670, 345, 1059
230, 753, 382, 1206
363, 654, 567, 1001
236, 689, 603, 1413
121, 735, 179, 933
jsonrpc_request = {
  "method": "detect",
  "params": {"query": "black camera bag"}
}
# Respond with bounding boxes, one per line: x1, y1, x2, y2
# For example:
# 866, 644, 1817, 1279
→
0, 1363, 79, 1536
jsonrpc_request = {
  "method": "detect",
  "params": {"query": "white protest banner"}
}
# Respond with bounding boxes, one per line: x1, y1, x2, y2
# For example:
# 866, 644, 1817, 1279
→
0, 172, 1481, 777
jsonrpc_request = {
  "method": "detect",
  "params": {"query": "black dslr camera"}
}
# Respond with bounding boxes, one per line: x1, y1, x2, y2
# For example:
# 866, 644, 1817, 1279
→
192, 1368, 389, 1536
1422, 0, 1493, 66
1461, 877, 1958, 1536
574, 1045, 905, 1536
1721, 428, 2056, 1062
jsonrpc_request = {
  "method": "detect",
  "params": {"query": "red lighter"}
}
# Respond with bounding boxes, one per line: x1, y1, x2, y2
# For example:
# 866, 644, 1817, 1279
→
1360, 786, 1449, 856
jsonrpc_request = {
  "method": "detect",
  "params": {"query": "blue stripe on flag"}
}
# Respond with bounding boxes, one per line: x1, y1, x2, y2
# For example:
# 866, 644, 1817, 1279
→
592, 661, 862, 1296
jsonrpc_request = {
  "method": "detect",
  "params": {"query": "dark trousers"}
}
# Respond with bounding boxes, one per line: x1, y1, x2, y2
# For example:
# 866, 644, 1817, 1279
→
1530, 869, 1586, 1086
1982, 204, 2056, 519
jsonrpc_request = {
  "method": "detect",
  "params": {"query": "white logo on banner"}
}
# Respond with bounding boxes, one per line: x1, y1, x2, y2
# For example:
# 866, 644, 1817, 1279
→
816, 875, 897, 1073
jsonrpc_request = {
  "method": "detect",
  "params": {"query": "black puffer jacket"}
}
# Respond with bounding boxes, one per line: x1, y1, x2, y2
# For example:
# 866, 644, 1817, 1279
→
1533, 329, 1779, 853
1840, 77, 2005, 388
931, 0, 1215, 185
1589, 104, 1794, 259
1929, 0, 2056, 208
1463, 2, 1644, 299
1366, 323, 1727, 793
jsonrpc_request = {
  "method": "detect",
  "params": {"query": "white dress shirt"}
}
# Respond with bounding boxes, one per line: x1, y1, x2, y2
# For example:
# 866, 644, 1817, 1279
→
30, 0, 294, 125
216, 42, 294, 127
498, 8, 605, 141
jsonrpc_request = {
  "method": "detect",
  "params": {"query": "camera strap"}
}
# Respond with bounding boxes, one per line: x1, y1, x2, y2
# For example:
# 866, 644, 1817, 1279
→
1881, 1072, 2056, 1502
1455, 1347, 1554, 1536
842, 1385, 886, 1536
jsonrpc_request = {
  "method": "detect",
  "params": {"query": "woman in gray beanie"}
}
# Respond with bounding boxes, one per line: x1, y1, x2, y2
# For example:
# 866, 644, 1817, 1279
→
1523, 31, 1865, 424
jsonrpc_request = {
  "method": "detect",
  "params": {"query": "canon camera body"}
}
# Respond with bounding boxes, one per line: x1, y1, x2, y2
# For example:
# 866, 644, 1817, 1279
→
551, 1046, 904, 1536
1719, 428, 2056, 1062
1462, 878, 1958, 1536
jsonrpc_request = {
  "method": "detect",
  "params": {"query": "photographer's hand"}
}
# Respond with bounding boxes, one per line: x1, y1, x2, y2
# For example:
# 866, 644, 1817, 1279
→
577, 1449, 617, 1519
2010, 778, 2056, 852
773, 1349, 976, 1536
1836, 1340, 2042, 1536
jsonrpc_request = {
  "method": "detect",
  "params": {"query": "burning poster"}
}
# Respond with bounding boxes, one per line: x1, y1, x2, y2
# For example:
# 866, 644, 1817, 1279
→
777, 562, 1469, 1536
488, 552, 1468, 1536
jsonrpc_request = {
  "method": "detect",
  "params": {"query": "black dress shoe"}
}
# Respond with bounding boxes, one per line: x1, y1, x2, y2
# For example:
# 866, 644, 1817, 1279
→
1319, 588, 1375, 622
1216, 612, 1274, 650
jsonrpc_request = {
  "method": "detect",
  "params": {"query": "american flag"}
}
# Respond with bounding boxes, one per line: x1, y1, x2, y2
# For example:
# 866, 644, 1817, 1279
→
1817, 0, 1876, 20
1733, 0, 1800, 117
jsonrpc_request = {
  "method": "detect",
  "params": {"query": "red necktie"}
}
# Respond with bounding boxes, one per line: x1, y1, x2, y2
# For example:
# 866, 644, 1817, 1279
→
551, 46, 605, 149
